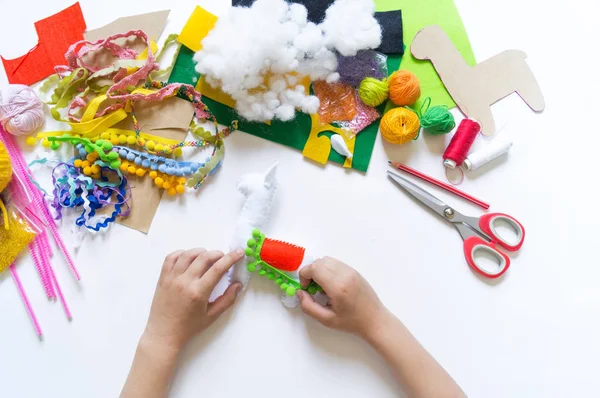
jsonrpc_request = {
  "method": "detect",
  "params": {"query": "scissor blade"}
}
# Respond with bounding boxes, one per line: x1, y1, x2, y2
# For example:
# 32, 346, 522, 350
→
387, 171, 449, 219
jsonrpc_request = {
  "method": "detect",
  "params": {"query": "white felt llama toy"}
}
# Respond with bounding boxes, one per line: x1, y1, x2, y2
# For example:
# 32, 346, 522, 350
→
229, 163, 278, 288
229, 163, 323, 308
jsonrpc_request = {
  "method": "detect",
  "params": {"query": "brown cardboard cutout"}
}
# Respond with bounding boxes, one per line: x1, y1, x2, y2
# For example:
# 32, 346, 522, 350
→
84, 10, 170, 42
411, 25, 545, 135
83, 10, 195, 234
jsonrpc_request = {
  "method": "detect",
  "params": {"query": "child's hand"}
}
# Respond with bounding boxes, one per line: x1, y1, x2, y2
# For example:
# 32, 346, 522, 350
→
297, 257, 389, 339
142, 248, 244, 353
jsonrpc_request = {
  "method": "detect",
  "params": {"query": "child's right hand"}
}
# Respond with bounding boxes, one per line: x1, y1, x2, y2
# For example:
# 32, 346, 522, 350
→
297, 257, 390, 339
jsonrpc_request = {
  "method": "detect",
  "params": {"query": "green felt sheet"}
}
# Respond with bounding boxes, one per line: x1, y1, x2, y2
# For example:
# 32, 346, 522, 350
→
169, 46, 401, 172
375, 0, 476, 110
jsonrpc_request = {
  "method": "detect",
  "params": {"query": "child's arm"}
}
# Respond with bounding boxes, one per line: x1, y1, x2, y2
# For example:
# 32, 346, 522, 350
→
120, 249, 244, 398
297, 257, 466, 398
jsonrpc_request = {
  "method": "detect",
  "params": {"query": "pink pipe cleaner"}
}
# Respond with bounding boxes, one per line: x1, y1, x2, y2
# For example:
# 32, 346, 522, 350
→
29, 240, 55, 299
10, 264, 43, 338
0, 128, 80, 280
47, 263, 72, 320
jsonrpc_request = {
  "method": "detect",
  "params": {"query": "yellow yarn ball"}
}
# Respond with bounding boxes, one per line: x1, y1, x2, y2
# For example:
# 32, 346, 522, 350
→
173, 147, 183, 157
388, 70, 421, 106
126, 136, 137, 145
380, 108, 421, 145
0, 141, 12, 193
359, 77, 389, 107
25, 137, 37, 146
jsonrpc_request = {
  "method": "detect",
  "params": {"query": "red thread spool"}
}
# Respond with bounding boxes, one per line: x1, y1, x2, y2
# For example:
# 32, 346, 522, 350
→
443, 119, 480, 168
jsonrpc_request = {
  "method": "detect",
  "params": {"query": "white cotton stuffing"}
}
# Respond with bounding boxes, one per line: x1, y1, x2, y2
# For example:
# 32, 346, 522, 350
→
194, 0, 381, 122
321, 0, 381, 56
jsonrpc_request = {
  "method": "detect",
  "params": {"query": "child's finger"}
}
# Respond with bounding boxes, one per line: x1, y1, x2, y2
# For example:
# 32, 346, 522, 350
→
198, 249, 245, 294
172, 248, 207, 275
297, 291, 336, 326
186, 250, 225, 278
160, 250, 184, 280
207, 283, 242, 319
299, 261, 335, 289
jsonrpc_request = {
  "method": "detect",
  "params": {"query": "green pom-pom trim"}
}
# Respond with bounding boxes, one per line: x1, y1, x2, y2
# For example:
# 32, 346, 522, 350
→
244, 228, 321, 298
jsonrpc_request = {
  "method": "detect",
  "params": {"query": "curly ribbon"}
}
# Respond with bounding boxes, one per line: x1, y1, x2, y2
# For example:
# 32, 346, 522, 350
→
51, 162, 129, 231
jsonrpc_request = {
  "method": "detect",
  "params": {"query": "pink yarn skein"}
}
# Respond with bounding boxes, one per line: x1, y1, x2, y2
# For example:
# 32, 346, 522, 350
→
0, 84, 45, 136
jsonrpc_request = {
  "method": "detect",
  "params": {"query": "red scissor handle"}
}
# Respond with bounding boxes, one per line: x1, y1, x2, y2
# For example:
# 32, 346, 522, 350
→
479, 213, 525, 252
463, 236, 511, 279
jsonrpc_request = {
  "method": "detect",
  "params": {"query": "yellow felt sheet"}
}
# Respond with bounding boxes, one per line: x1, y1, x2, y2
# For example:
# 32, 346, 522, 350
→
302, 114, 354, 168
179, 6, 218, 52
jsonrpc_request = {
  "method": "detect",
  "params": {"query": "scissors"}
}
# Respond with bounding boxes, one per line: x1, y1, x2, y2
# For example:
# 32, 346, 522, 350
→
387, 171, 525, 279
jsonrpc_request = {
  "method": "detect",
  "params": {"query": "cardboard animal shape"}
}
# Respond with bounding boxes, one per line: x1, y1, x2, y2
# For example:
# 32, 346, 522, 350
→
411, 25, 544, 135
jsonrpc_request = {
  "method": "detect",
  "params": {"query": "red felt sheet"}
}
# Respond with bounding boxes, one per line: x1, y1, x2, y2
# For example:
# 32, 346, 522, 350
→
1, 3, 86, 85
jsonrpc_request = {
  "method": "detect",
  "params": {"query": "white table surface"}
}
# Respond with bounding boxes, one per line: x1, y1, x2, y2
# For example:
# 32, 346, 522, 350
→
0, 0, 598, 397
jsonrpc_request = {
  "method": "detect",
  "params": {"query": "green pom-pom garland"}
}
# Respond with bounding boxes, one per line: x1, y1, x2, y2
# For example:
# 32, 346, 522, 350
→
245, 228, 320, 297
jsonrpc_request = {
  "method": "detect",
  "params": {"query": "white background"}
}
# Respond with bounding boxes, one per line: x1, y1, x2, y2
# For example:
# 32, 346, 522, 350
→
0, 0, 598, 397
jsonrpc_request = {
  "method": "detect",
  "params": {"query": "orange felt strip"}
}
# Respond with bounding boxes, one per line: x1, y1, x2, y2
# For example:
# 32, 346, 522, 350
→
1, 3, 86, 85
260, 238, 305, 272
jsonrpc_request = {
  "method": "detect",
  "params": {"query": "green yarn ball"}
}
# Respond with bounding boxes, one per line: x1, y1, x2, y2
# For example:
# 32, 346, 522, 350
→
421, 105, 455, 135
358, 77, 389, 107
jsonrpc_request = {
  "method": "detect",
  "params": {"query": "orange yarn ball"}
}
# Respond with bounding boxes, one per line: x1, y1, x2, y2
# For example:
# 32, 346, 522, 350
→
380, 107, 421, 145
388, 70, 421, 106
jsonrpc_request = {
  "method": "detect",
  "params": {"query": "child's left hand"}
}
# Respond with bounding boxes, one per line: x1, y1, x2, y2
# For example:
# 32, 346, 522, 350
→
142, 248, 244, 353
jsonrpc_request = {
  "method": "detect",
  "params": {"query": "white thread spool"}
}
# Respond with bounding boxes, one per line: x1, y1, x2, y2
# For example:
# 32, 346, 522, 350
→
463, 140, 513, 171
